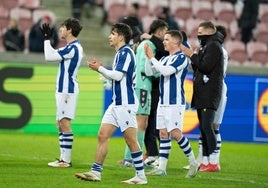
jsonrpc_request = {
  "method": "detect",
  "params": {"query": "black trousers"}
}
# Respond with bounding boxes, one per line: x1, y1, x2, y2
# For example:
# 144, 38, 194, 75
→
197, 108, 217, 157
241, 26, 254, 44
144, 86, 160, 157
144, 107, 159, 156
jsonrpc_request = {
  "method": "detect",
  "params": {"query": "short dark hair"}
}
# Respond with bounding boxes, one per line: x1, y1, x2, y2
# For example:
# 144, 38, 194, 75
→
111, 23, 133, 44
199, 21, 216, 34
216, 25, 227, 40
149, 19, 168, 34
162, 7, 170, 15
61, 18, 82, 37
132, 3, 139, 10
166, 30, 183, 44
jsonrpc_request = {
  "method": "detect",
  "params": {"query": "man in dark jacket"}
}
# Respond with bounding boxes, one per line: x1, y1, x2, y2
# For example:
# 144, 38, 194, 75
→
181, 21, 223, 172
238, 0, 260, 44
29, 15, 59, 52
3, 18, 25, 51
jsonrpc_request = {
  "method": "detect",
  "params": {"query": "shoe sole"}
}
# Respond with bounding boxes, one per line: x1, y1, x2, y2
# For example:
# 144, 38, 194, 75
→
121, 181, 147, 185
75, 173, 100, 182
48, 160, 72, 168
200, 168, 220, 172
183, 165, 190, 170
48, 164, 71, 168
146, 170, 167, 176
121, 178, 147, 184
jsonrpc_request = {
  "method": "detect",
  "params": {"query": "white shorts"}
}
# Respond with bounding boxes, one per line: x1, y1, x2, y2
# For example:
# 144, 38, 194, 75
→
101, 103, 138, 132
55, 93, 78, 121
214, 82, 227, 125
157, 105, 185, 132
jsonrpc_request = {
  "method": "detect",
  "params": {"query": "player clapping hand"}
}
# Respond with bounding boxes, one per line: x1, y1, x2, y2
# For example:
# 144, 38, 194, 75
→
144, 43, 154, 59
88, 59, 102, 71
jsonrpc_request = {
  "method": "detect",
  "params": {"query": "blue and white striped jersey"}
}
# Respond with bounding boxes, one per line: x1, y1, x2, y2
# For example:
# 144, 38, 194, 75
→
56, 40, 83, 94
158, 51, 188, 105
222, 45, 228, 78
112, 44, 136, 105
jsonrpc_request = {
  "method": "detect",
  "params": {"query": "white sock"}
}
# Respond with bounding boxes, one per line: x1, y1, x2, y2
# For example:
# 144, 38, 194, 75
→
61, 132, 73, 163
209, 152, 218, 165
202, 156, 209, 165
158, 157, 168, 171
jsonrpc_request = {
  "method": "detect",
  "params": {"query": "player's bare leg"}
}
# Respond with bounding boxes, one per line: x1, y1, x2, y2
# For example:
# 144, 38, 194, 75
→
95, 123, 117, 164
121, 115, 148, 166
75, 123, 116, 181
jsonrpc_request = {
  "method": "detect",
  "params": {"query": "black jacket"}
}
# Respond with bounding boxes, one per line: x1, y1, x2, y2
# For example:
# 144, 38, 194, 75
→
3, 28, 25, 51
238, 0, 260, 29
190, 33, 224, 110
29, 19, 59, 52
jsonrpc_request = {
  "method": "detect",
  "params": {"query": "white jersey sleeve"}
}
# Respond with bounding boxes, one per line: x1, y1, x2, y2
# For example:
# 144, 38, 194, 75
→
150, 57, 176, 76
44, 40, 62, 61
98, 66, 124, 81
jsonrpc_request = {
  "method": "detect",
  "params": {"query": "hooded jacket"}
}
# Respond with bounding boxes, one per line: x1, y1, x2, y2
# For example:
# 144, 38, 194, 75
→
190, 32, 224, 110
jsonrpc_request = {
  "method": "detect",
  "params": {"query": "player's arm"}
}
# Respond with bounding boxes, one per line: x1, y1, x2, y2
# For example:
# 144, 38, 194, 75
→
44, 40, 62, 61
144, 43, 175, 76
89, 60, 123, 81
144, 42, 158, 76
145, 58, 157, 76
98, 66, 123, 81
40, 23, 62, 61
150, 57, 176, 76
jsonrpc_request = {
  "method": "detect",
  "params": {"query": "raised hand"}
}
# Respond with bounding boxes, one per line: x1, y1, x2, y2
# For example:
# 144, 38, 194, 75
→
40, 23, 52, 40
144, 43, 154, 59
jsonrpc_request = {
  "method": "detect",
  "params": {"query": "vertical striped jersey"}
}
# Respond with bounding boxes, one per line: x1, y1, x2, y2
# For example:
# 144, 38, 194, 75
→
56, 39, 83, 94
222, 46, 228, 78
112, 44, 136, 105
159, 51, 188, 105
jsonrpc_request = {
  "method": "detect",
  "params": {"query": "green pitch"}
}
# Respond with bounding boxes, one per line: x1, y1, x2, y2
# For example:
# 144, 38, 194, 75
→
0, 62, 103, 136
0, 132, 267, 188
